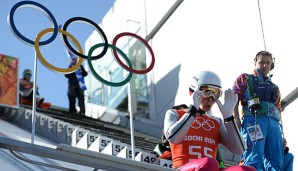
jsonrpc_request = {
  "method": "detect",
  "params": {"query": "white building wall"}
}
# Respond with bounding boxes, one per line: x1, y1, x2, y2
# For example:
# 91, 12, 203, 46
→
84, 0, 178, 121
86, 0, 298, 168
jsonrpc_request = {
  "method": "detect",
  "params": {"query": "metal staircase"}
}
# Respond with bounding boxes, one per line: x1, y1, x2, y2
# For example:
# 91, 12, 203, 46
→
0, 105, 174, 170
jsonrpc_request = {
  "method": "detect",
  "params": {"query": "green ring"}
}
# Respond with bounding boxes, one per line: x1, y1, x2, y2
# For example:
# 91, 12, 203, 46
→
87, 43, 133, 86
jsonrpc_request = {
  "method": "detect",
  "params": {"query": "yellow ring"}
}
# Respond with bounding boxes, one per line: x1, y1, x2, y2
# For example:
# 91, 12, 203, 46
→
34, 28, 83, 74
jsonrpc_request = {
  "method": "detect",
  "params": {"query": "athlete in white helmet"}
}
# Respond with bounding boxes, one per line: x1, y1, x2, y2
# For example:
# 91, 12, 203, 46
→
163, 70, 255, 171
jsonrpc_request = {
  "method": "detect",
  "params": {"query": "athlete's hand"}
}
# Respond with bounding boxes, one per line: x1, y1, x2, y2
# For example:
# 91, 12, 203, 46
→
216, 88, 238, 119
191, 85, 205, 110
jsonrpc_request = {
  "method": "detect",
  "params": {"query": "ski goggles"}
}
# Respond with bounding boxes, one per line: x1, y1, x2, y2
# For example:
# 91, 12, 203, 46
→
24, 73, 31, 77
199, 85, 222, 101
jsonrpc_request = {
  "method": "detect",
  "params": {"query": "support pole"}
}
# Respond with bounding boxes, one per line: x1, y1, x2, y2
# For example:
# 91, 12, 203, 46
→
31, 50, 38, 144
128, 81, 135, 160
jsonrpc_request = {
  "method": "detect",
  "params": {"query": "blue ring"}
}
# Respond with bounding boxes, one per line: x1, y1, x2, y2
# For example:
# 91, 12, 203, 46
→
8, 1, 58, 46
62, 17, 109, 60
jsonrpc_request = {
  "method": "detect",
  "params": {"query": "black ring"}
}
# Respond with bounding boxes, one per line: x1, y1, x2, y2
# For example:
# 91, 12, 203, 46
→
61, 17, 109, 60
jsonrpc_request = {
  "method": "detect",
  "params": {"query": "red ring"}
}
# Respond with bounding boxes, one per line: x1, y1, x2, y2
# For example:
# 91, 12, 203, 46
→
112, 32, 155, 74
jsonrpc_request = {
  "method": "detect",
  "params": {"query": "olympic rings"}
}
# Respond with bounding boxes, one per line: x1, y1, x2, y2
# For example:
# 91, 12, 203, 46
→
8, 1, 58, 46
62, 17, 109, 60
191, 117, 216, 131
34, 28, 83, 74
87, 43, 133, 86
112, 32, 155, 74
8, 1, 156, 86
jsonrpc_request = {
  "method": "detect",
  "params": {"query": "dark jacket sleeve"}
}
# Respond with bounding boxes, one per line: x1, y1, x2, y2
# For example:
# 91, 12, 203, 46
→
65, 65, 72, 78
80, 65, 88, 77
64, 65, 88, 78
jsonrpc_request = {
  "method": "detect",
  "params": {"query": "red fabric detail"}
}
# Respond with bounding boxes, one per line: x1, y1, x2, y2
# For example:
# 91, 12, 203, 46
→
20, 99, 33, 105
159, 151, 172, 160
20, 99, 51, 109
178, 157, 219, 171
40, 102, 51, 109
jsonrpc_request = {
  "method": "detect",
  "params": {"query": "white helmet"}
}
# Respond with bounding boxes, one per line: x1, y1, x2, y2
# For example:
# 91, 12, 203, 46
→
189, 70, 222, 91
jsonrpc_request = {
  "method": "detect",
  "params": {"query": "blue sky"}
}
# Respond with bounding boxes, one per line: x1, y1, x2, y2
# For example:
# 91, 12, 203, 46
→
0, 0, 115, 108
